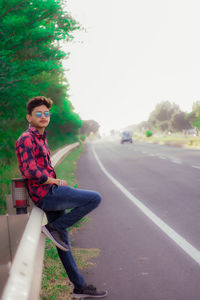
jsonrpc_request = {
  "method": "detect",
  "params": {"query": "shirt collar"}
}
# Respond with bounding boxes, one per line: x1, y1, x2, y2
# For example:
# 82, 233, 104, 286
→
28, 124, 47, 138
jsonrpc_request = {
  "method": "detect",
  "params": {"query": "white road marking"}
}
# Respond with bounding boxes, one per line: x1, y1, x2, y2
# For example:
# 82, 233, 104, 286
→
192, 165, 200, 170
171, 160, 182, 164
93, 146, 200, 265
155, 153, 161, 156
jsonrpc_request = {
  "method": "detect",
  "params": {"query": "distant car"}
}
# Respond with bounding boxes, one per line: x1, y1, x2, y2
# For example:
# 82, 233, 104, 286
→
121, 131, 133, 144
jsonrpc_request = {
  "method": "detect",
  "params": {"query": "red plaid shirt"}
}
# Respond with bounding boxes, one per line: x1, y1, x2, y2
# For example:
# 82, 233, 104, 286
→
15, 125, 56, 203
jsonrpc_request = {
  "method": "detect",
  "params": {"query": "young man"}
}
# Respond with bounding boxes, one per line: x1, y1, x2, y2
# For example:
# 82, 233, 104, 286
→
15, 96, 108, 299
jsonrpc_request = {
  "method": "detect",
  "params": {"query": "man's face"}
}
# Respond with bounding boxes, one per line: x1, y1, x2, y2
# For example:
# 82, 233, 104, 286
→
26, 105, 50, 131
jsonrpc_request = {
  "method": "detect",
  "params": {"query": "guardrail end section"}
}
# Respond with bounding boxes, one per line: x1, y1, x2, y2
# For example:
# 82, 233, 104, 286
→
1, 207, 45, 300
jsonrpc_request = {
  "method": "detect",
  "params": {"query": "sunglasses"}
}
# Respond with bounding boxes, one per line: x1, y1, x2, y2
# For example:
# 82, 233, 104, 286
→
34, 111, 50, 118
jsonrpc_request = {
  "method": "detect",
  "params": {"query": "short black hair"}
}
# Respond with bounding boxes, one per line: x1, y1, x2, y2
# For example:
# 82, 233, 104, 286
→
26, 96, 53, 115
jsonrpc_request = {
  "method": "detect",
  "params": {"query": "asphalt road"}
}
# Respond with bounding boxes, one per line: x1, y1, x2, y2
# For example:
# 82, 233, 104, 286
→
73, 139, 200, 300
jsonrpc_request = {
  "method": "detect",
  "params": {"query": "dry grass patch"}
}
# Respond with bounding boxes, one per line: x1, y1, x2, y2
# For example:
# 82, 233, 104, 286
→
134, 134, 200, 148
41, 238, 100, 300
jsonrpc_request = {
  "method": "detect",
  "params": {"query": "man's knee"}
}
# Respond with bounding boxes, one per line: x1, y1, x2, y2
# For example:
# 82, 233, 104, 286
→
93, 192, 102, 207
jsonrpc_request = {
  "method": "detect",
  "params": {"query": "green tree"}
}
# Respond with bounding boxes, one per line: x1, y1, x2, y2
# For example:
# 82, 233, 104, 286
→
148, 101, 180, 131
0, 0, 83, 213
80, 120, 100, 136
186, 101, 200, 130
136, 121, 151, 132
169, 111, 191, 132
0, 0, 81, 162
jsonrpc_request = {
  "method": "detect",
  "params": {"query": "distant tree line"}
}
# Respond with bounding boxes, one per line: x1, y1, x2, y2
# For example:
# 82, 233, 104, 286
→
0, 0, 82, 164
136, 101, 200, 134
80, 120, 100, 137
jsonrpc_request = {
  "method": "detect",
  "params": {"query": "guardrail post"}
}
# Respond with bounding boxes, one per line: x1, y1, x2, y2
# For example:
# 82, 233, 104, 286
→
11, 178, 30, 214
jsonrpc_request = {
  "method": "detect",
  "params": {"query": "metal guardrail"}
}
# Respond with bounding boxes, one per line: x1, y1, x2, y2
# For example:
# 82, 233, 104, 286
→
51, 142, 80, 167
1, 142, 80, 300
1, 207, 45, 300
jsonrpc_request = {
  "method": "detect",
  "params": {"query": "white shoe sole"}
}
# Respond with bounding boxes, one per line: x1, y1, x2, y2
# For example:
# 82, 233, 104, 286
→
42, 226, 68, 252
73, 291, 108, 298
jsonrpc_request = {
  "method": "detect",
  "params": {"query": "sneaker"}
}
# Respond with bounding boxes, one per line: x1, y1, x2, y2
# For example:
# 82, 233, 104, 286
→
42, 223, 68, 252
73, 284, 108, 298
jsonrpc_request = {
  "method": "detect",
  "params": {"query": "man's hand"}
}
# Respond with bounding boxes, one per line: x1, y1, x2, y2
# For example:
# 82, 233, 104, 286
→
44, 177, 67, 186
57, 179, 67, 186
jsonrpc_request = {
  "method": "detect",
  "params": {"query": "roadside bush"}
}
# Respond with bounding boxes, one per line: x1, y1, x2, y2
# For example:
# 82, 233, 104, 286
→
145, 130, 153, 137
79, 134, 86, 141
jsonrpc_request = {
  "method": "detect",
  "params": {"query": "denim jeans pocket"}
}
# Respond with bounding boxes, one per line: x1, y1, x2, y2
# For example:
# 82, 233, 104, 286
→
51, 184, 58, 194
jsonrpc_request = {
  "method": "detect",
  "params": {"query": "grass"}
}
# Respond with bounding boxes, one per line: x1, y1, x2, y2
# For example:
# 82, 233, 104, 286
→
55, 143, 84, 188
41, 239, 100, 300
41, 143, 101, 300
133, 133, 200, 148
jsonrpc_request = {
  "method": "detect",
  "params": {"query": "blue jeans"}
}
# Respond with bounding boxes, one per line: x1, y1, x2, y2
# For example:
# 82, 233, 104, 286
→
38, 184, 101, 288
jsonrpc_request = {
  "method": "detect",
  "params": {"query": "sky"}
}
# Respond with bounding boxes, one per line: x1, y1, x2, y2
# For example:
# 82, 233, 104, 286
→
63, 0, 200, 134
